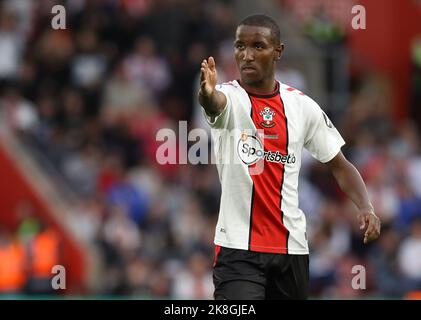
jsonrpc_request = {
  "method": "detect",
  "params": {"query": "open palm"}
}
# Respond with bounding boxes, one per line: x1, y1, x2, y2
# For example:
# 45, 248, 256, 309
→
200, 56, 218, 97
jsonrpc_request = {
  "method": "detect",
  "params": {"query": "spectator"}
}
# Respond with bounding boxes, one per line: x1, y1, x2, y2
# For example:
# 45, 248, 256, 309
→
0, 228, 27, 295
171, 251, 213, 299
25, 223, 62, 295
369, 224, 411, 297
398, 217, 421, 289
0, 8, 23, 81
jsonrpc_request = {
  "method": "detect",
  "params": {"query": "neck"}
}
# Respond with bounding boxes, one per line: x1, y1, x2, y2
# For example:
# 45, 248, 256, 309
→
239, 77, 277, 95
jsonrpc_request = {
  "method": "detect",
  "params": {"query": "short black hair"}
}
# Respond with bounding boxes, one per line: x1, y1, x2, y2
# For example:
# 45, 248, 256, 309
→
238, 14, 281, 45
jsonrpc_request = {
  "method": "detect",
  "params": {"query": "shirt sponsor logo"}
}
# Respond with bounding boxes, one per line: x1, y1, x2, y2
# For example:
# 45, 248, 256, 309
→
237, 133, 296, 165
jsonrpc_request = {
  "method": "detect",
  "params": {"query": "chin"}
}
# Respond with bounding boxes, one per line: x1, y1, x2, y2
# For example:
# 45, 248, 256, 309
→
240, 74, 261, 86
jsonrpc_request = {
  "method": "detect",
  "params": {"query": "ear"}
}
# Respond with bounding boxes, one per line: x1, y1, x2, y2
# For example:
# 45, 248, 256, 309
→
275, 43, 284, 61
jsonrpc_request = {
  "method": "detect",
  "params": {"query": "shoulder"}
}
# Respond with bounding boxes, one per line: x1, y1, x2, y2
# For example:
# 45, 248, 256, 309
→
279, 82, 321, 115
216, 80, 248, 102
216, 80, 241, 92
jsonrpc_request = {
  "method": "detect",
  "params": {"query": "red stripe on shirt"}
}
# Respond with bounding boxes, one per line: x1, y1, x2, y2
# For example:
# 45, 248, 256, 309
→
248, 93, 289, 254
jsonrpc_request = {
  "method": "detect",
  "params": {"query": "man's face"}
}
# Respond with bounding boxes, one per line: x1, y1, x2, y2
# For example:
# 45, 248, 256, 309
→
234, 25, 282, 87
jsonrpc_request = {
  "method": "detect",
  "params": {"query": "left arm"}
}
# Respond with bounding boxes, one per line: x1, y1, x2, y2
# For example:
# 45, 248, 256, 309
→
325, 151, 381, 244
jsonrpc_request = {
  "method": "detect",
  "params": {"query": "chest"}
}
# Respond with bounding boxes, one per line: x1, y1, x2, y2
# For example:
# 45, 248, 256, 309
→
248, 95, 304, 151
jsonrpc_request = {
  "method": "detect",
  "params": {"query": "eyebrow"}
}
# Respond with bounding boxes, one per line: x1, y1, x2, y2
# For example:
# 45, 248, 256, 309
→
233, 39, 268, 47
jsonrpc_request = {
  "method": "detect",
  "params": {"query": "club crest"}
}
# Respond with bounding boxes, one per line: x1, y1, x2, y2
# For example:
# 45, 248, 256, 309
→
259, 107, 275, 128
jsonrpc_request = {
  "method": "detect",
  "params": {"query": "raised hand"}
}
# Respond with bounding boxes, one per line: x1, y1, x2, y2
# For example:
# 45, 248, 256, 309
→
200, 56, 218, 97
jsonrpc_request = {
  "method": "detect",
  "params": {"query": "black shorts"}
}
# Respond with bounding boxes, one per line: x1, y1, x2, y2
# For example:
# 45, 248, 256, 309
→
213, 246, 309, 300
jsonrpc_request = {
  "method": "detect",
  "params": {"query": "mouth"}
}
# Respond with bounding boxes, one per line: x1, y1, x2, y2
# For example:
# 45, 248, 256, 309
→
241, 66, 257, 74
242, 65, 256, 71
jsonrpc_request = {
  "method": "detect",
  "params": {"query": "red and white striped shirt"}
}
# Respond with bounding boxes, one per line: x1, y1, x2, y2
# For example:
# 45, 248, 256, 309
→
203, 80, 345, 254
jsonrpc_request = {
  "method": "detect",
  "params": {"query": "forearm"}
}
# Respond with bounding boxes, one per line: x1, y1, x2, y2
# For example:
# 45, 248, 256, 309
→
325, 152, 380, 243
198, 89, 226, 117
331, 160, 373, 212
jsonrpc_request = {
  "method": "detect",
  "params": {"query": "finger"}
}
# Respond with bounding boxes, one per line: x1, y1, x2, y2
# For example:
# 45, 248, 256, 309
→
364, 230, 375, 243
208, 56, 216, 70
365, 230, 379, 243
358, 214, 366, 230
200, 80, 206, 90
201, 61, 208, 76
364, 219, 375, 239
200, 64, 207, 78
200, 69, 205, 83
363, 218, 372, 241
364, 218, 378, 243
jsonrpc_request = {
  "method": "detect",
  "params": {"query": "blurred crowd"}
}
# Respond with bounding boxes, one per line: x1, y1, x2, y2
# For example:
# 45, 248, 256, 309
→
0, 200, 63, 296
0, 0, 420, 299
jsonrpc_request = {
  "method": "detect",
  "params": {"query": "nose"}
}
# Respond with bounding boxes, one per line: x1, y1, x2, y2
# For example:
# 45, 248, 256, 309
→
243, 48, 254, 62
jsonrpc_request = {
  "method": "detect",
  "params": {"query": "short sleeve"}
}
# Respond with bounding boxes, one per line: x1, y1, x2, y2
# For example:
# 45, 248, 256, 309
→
202, 83, 232, 129
304, 98, 345, 163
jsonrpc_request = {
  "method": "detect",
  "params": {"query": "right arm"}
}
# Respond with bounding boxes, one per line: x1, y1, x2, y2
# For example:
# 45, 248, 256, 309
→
198, 56, 227, 117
